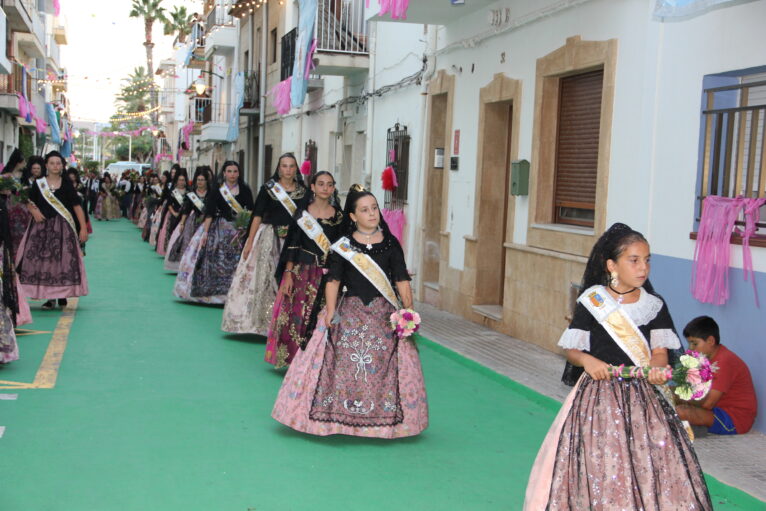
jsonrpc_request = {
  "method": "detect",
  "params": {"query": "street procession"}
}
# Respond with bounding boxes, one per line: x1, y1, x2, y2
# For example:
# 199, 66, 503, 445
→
1, 0, 765, 509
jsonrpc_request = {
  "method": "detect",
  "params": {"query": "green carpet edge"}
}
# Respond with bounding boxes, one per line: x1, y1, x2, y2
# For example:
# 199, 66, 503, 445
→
414, 334, 765, 507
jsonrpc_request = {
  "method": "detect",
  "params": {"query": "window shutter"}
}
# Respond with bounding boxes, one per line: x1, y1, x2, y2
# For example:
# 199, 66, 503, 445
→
554, 69, 604, 226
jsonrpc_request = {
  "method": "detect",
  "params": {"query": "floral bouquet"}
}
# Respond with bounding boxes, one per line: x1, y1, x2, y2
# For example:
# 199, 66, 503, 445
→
0, 175, 20, 193
609, 350, 717, 400
390, 308, 421, 340
16, 185, 31, 203
231, 210, 252, 247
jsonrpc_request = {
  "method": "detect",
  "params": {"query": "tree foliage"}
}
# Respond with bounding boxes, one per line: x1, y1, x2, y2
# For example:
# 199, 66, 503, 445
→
163, 5, 192, 44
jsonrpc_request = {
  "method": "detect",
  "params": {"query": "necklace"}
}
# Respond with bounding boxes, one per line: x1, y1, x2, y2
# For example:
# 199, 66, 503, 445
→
356, 226, 380, 250
609, 284, 638, 304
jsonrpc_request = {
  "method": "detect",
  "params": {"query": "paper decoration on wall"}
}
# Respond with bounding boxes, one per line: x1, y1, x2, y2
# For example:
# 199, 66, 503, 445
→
381, 165, 398, 191
382, 208, 406, 244
53, 0, 60, 16
300, 159, 312, 176
372, 0, 409, 20
290, 0, 318, 108
269, 78, 293, 115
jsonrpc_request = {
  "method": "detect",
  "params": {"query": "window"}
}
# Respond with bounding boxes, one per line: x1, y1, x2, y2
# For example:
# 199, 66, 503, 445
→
270, 28, 277, 64
553, 69, 604, 227
384, 123, 410, 210
281, 28, 297, 81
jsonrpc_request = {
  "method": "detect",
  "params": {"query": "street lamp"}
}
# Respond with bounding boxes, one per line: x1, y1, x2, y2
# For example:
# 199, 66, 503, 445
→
194, 81, 207, 96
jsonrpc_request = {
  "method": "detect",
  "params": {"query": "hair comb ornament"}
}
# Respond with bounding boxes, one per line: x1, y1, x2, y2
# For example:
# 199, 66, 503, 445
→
351, 183, 366, 192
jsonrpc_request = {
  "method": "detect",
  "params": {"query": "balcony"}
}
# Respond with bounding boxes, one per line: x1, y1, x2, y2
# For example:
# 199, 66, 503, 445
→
366, 0, 495, 25
0, 66, 33, 114
204, 5, 236, 59
313, 0, 369, 76
240, 71, 260, 116
160, 90, 175, 114
47, 35, 61, 71
186, 22, 207, 69
53, 23, 67, 45
188, 96, 211, 134
2, 0, 35, 32
15, 12, 46, 59
200, 102, 231, 142
0, 10, 12, 73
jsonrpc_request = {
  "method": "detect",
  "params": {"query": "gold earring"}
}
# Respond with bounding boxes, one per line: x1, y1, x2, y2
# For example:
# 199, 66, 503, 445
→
610, 271, 619, 287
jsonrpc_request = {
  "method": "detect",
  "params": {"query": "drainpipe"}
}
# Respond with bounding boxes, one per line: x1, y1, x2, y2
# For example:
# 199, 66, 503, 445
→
257, 1, 268, 188
247, 10, 254, 184
363, 22, 377, 189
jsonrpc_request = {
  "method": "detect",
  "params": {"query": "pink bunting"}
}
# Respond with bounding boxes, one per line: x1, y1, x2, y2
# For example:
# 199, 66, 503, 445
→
17, 94, 28, 119
53, 0, 60, 16
304, 39, 317, 79
35, 116, 47, 134
378, 0, 409, 19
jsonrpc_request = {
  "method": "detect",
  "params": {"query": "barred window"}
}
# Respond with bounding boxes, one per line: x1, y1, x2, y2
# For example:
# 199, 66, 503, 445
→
384, 123, 410, 210
304, 139, 318, 178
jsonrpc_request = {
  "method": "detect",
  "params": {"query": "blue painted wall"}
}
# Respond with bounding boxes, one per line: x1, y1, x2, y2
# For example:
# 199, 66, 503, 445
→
652, 254, 766, 433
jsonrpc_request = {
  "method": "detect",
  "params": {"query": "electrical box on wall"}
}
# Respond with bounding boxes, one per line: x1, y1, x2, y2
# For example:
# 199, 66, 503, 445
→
450, 157, 459, 171
434, 148, 444, 168
510, 159, 529, 196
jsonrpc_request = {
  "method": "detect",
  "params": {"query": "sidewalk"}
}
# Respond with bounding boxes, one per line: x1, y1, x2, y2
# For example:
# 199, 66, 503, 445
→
417, 302, 766, 503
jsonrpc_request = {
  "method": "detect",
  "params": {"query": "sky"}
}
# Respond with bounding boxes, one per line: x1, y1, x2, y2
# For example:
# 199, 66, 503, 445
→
62, 0, 204, 124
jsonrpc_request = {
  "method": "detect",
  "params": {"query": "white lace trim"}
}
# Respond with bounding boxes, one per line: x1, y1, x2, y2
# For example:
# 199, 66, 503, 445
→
650, 329, 681, 350
558, 328, 590, 350
622, 288, 663, 326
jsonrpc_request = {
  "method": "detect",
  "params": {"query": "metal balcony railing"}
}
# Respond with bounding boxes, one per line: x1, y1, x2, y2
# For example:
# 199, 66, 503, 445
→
0, 66, 32, 96
190, 21, 205, 49
202, 102, 230, 125
206, 3, 233, 27
315, 0, 368, 54
243, 71, 260, 109
47, 34, 60, 66
189, 97, 212, 123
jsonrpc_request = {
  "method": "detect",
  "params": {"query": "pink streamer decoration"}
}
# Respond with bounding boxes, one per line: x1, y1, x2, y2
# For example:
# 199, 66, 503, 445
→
378, 0, 409, 19
53, 0, 60, 16
35, 116, 47, 134
17, 94, 28, 119
304, 39, 317, 79
268, 78, 293, 115
388, 148, 396, 162
382, 208, 406, 245
182, 121, 195, 148
692, 195, 766, 306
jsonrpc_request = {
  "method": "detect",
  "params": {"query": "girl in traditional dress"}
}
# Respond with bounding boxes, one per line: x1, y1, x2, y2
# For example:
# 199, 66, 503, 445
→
1, 150, 32, 255
95, 173, 121, 221
221, 153, 305, 334
142, 174, 163, 242
264, 171, 343, 368
17, 151, 89, 310
173, 161, 253, 304
156, 169, 188, 256
0, 197, 21, 363
272, 186, 428, 438
164, 169, 210, 272
66, 167, 91, 254
524, 223, 712, 511
131, 175, 146, 223
148, 172, 171, 246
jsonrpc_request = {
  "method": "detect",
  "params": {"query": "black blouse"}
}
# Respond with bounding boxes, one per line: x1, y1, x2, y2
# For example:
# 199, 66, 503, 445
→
29, 178, 82, 232
282, 207, 344, 267
204, 184, 254, 221
327, 232, 411, 305
252, 184, 306, 226
180, 191, 208, 216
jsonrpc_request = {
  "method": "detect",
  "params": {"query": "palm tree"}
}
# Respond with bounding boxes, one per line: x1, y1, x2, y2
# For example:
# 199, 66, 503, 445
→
115, 67, 153, 114
129, 0, 167, 123
163, 5, 192, 44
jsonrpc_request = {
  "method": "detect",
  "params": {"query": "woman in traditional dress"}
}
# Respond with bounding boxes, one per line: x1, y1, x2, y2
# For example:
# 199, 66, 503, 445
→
173, 161, 253, 304
156, 169, 188, 256
16, 151, 88, 310
1, 150, 32, 255
221, 153, 305, 334
272, 186, 428, 438
141, 174, 163, 242
264, 171, 343, 368
148, 172, 171, 246
0, 196, 21, 363
131, 174, 146, 224
524, 223, 712, 511
164, 169, 210, 272
95, 173, 121, 221
66, 167, 91, 254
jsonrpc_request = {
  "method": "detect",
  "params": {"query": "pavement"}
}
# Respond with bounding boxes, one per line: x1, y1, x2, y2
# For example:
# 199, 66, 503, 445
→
417, 302, 766, 503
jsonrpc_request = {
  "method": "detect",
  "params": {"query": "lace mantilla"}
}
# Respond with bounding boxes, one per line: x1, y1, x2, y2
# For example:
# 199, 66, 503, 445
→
622, 288, 663, 326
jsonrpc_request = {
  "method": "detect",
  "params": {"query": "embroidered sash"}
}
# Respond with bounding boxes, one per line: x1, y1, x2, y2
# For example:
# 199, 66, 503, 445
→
172, 189, 186, 205
187, 192, 205, 213
219, 185, 244, 214
36, 178, 78, 237
331, 237, 399, 309
578, 285, 650, 366
265, 180, 298, 216
297, 210, 331, 256
151, 184, 163, 196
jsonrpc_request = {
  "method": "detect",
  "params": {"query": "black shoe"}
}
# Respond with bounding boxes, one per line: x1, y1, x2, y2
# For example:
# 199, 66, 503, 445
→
58, 299, 68, 308
42, 300, 55, 310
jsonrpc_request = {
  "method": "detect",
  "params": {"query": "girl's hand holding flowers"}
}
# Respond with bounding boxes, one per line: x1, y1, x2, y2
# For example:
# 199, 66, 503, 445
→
390, 308, 421, 340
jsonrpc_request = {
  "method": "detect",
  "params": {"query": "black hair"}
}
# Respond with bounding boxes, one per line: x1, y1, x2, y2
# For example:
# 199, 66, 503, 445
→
102, 173, 113, 184
342, 185, 391, 237
683, 316, 720, 345
2, 148, 24, 175
171, 167, 189, 188
220, 160, 246, 186
22, 155, 46, 181
580, 223, 651, 292
192, 167, 211, 192
270, 152, 305, 185
305, 170, 340, 208
44, 150, 66, 167
65, 166, 80, 182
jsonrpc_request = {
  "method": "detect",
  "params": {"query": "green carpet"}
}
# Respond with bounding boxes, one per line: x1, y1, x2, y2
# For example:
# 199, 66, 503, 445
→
1, 220, 763, 510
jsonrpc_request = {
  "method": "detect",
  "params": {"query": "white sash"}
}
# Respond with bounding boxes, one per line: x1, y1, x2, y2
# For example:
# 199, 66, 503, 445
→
578, 285, 651, 366
331, 237, 400, 309
151, 184, 163, 196
219, 185, 244, 214
36, 178, 78, 237
187, 192, 205, 213
265, 180, 298, 217
172, 189, 186, 205
297, 210, 331, 256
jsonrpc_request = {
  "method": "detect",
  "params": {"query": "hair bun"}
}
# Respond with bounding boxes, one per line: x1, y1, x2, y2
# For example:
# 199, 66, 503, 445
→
350, 183, 366, 193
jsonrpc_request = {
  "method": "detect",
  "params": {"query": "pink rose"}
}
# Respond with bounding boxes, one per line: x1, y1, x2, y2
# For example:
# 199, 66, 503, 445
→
699, 365, 713, 382
402, 311, 413, 321
686, 368, 702, 385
